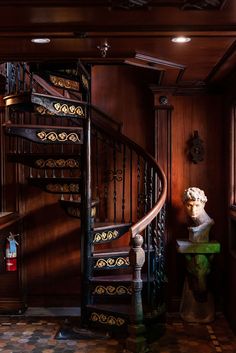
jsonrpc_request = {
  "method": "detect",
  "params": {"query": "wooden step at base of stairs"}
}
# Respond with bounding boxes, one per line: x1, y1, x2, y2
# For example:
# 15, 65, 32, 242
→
92, 222, 131, 244
87, 304, 130, 331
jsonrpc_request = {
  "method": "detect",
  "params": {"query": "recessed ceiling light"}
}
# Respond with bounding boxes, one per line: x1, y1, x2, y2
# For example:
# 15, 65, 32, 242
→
171, 36, 191, 43
31, 38, 51, 44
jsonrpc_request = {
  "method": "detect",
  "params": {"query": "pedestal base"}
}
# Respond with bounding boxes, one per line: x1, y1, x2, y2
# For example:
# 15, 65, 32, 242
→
177, 240, 220, 324
180, 278, 215, 323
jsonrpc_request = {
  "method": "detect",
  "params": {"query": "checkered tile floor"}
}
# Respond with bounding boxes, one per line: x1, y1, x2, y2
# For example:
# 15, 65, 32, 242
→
0, 313, 235, 352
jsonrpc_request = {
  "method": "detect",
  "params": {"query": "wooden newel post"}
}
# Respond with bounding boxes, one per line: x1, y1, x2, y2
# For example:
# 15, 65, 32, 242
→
125, 233, 148, 353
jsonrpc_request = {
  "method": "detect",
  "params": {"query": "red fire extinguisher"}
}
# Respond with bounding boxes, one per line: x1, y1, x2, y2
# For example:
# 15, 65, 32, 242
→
5, 232, 19, 272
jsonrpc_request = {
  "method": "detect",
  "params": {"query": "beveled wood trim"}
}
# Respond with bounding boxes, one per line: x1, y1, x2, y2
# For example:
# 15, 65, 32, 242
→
0, 212, 22, 230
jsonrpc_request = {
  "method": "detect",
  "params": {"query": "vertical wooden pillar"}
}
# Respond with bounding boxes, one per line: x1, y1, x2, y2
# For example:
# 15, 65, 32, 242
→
154, 100, 173, 242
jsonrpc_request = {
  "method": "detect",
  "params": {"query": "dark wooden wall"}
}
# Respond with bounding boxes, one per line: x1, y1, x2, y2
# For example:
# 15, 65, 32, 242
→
22, 188, 81, 306
91, 65, 154, 152
0, 64, 227, 311
161, 94, 226, 309
221, 80, 236, 332
92, 65, 227, 310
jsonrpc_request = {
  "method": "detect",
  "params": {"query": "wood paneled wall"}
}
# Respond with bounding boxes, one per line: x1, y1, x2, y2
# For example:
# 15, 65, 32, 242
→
160, 94, 226, 308
221, 80, 236, 332
0, 64, 226, 310
23, 187, 81, 306
92, 65, 226, 310
91, 65, 154, 153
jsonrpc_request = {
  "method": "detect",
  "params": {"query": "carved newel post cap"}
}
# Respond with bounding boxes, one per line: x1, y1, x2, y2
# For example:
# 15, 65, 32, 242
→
132, 233, 144, 247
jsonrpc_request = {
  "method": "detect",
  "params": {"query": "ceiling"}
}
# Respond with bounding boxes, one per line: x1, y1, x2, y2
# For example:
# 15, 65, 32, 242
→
0, 0, 236, 89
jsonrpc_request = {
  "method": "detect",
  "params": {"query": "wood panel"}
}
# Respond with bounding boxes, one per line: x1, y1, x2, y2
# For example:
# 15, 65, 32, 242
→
23, 186, 81, 306
160, 94, 226, 309
92, 65, 226, 309
221, 78, 236, 332
91, 65, 154, 152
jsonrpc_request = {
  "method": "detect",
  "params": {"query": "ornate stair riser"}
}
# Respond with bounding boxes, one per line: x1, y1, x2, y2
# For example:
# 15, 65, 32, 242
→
28, 178, 81, 194
4, 92, 86, 118
93, 255, 130, 270
91, 284, 132, 297
92, 224, 130, 244
32, 94, 85, 118
63, 205, 96, 219
60, 200, 98, 219
5, 125, 83, 144
87, 310, 128, 330
7, 154, 80, 169
51, 72, 89, 91
29, 63, 89, 91
36, 72, 84, 95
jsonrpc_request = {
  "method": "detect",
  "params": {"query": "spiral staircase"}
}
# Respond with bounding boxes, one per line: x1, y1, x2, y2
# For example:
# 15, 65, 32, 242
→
2, 62, 167, 353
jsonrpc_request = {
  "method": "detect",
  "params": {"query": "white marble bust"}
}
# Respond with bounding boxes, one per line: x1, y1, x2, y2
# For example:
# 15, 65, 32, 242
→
183, 187, 214, 243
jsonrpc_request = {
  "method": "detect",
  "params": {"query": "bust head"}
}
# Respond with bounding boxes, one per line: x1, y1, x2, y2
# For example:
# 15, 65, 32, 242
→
183, 187, 207, 219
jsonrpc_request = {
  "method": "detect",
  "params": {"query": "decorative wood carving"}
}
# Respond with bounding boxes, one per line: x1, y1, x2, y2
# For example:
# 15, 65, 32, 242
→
188, 130, 205, 163
182, 0, 224, 10
110, 0, 151, 9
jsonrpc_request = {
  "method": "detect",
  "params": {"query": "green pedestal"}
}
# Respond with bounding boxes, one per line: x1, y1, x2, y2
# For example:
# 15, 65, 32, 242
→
176, 240, 220, 323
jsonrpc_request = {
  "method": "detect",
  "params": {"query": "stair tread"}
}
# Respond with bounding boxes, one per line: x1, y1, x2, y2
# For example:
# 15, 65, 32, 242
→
7, 152, 80, 157
87, 303, 130, 315
60, 199, 98, 205
4, 91, 85, 106
93, 246, 129, 257
91, 274, 132, 282
28, 177, 81, 181
90, 274, 152, 282
5, 122, 82, 130
93, 222, 131, 231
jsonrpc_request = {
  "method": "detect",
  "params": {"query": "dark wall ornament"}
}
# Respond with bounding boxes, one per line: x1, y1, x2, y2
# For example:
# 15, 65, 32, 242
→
182, 0, 224, 10
188, 130, 205, 164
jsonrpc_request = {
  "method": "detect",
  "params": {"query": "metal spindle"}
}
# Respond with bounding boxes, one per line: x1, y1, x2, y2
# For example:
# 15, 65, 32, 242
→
113, 141, 117, 223
103, 137, 108, 221
129, 148, 133, 223
95, 131, 99, 200
121, 143, 126, 223
137, 154, 141, 219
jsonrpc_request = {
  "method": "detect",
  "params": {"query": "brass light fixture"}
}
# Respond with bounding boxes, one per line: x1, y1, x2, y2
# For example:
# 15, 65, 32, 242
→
97, 41, 111, 58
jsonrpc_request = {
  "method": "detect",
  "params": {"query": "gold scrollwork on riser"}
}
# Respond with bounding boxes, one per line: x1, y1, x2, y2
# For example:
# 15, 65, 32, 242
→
36, 106, 55, 116
53, 102, 84, 116
37, 131, 81, 143
46, 184, 79, 193
50, 75, 80, 91
35, 103, 84, 117
90, 312, 125, 327
35, 159, 79, 169
94, 257, 130, 269
93, 230, 119, 243
67, 206, 96, 218
93, 285, 132, 296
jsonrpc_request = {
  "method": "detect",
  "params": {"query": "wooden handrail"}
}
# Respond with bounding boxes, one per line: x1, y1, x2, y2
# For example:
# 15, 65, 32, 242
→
91, 118, 167, 237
